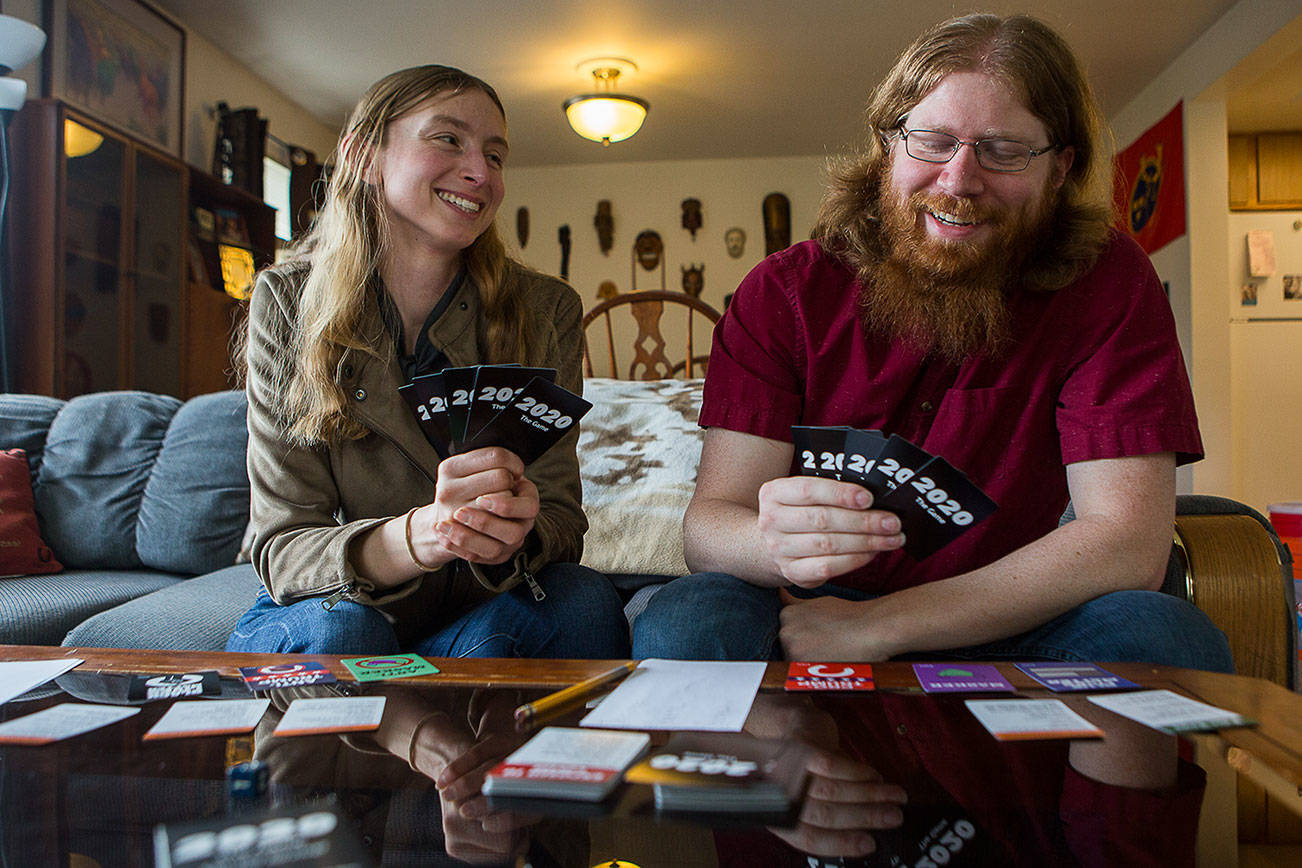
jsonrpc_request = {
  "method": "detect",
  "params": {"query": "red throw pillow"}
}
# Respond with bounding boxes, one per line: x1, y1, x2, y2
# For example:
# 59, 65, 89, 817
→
0, 448, 62, 576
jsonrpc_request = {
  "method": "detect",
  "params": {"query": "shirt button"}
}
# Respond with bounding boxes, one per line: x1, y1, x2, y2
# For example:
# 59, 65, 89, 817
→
920, 401, 934, 413
341, 364, 354, 380
459, 301, 468, 311
354, 389, 367, 401
897, 724, 907, 735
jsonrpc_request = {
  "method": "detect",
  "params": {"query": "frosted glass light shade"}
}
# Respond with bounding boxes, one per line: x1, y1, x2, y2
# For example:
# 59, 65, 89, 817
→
0, 15, 46, 74
64, 119, 104, 157
563, 94, 649, 145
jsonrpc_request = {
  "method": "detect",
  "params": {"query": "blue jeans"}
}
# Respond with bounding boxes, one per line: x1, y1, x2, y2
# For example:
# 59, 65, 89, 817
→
227, 562, 630, 659
631, 572, 1235, 673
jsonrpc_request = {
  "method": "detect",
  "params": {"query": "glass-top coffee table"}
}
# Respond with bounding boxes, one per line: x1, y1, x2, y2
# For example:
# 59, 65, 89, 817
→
2, 645, 1300, 867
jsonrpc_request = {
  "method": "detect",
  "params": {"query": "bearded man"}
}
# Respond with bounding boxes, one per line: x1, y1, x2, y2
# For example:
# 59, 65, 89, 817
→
630, 14, 1233, 671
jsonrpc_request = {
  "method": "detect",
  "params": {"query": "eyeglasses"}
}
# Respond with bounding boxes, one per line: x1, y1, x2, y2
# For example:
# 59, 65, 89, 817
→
894, 127, 1057, 173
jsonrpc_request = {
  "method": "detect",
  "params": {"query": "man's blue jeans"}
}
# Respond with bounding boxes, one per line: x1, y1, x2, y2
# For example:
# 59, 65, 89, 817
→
227, 562, 630, 659
630, 572, 1235, 673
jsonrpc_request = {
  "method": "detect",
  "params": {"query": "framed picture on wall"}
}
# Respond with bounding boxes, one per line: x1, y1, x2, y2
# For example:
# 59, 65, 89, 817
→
43, 0, 185, 156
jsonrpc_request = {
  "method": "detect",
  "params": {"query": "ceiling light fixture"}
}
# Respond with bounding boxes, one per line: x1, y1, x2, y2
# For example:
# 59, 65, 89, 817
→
563, 57, 649, 146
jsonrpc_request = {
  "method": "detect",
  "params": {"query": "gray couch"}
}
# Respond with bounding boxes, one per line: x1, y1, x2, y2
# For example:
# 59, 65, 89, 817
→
0, 390, 260, 649
0, 379, 704, 650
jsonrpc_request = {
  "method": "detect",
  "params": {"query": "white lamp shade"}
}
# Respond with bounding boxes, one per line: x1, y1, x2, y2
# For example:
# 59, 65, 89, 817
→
0, 15, 46, 74
563, 94, 649, 144
0, 77, 27, 112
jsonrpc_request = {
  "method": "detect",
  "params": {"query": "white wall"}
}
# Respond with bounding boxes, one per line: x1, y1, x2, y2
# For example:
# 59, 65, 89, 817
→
1109, 0, 1301, 498
502, 155, 827, 313
180, 29, 336, 171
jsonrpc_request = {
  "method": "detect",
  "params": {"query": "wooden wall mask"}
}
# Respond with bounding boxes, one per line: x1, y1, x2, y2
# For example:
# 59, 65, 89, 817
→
594, 200, 614, 255
763, 192, 791, 255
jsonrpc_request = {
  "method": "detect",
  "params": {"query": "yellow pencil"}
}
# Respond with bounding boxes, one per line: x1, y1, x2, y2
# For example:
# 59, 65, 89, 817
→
514, 660, 638, 730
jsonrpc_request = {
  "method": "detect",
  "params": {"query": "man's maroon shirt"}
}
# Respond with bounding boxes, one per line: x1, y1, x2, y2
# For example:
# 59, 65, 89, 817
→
700, 232, 1202, 594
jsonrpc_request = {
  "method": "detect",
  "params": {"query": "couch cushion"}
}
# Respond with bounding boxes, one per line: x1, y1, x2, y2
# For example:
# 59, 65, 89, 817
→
62, 563, 262, 651
0, 569, 184, 646
0, 449, 62, 576
578, 378, 704, 577
0, 393, 65, 483
137, 391, 250, 575
35, 392, 182, 569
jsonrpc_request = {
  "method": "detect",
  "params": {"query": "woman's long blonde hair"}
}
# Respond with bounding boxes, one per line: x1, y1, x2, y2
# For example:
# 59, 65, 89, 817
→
266, 65, 531, 445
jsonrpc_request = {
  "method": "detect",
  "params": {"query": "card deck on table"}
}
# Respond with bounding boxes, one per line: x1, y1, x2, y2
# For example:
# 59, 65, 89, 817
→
128, 671, 222, 702
963, 698, 1104, 741
1015, 662, 1140, 692
398, 373, 452, 457
459, 376, 592, 465
143, 698, 270, 740
784, 662, 875, 692
913, 663, 1014, 693
792, 426, 852, 480
877, 456, 998, 560
238, 662, 337, 691
0, 703, 139, 744
442, 366, 480, 449
273, 696, 387, 737
463, 365, 557, 443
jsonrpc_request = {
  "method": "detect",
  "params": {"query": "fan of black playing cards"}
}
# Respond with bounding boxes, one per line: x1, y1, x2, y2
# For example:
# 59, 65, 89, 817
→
792, 426, 997, 560
400, 365, 592, 463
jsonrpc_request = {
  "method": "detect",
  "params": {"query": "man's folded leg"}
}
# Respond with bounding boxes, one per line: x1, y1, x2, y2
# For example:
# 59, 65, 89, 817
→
936, 590, 1236, 673
631, 572, 781, 660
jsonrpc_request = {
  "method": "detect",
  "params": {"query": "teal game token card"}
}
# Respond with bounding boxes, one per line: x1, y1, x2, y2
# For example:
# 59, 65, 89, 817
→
341, 655, 440, 682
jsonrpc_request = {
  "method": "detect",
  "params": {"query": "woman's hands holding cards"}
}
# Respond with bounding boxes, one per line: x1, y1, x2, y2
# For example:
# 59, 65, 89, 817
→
757, 476, 905, 587
413, 447, 540, 567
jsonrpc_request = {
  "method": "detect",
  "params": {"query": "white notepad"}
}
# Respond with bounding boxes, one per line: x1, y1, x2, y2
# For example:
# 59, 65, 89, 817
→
579, 659, 766, 732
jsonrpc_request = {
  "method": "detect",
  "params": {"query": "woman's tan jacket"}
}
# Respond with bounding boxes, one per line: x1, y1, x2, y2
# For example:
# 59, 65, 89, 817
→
244, 261, 587, 631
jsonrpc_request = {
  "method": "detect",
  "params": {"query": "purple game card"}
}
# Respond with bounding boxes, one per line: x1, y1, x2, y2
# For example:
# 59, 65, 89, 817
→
912, 663, 1014, 693
1015, 662, 1139, 692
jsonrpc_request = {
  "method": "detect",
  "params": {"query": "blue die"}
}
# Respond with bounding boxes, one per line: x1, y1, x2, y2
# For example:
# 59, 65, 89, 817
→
226, 760, 269, 800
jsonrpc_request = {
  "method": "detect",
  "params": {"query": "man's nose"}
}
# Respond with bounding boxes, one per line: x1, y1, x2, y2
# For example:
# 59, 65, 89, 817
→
936, 143, 985, 196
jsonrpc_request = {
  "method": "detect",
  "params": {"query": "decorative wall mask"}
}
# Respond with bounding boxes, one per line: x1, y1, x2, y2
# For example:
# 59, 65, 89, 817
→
597, 280, 618, 301
631, 230, 665, 290
633, 230, 663, 271
681, 198, 702, 240
558, 225, 571, 280
516, 207, 529, 248
594, 200, 614, 255
724, 226, 746, 258
681, 263, 704, 298
762, 192, 791, 255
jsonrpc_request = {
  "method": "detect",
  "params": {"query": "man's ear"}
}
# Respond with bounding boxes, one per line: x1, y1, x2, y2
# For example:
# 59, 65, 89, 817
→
342, 132, 378, 185
1051, 146, 1075, 190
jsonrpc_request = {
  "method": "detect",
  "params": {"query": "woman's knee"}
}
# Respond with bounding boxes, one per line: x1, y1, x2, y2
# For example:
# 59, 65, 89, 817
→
226, 596, 398, 655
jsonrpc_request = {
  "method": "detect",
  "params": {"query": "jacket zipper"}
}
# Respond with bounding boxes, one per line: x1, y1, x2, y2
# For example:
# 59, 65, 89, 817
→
320, 582, 358, 610
524, 570, 546, 602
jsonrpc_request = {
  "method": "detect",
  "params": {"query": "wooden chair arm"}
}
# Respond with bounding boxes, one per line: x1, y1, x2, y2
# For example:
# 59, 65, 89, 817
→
1175, 513, 1294, 687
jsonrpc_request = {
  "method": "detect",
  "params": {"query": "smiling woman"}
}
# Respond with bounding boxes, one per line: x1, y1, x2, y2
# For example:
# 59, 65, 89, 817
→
225, 65, 629, 663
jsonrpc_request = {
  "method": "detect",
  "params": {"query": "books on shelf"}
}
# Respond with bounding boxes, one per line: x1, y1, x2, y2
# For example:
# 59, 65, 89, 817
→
622, 732, 811, 821
483, 726, 650, 802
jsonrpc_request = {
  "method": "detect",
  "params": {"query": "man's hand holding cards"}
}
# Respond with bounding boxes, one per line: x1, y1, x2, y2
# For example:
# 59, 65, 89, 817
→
791, 426, 996, 561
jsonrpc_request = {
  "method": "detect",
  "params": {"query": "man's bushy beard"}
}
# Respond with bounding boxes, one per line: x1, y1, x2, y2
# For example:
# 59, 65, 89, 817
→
858, 168, 1057, 363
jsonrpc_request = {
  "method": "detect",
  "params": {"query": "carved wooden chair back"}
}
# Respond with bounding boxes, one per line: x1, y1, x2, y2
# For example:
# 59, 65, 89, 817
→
581, 290, 722, 380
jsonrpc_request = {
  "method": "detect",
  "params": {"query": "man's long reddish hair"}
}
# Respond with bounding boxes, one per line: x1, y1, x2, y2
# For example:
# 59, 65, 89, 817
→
813, 13, 1117, 293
